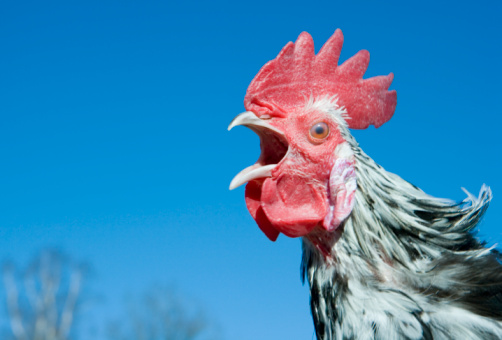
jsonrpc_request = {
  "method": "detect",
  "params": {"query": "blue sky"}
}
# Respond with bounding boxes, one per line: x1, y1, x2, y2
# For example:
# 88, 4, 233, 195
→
0, 0, 501, 339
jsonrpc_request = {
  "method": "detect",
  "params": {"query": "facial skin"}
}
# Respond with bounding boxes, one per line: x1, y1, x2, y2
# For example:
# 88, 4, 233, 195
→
230, 101, 357, 241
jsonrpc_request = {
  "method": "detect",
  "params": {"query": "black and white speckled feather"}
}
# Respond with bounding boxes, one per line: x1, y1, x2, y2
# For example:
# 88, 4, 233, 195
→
301, 113, 502, 340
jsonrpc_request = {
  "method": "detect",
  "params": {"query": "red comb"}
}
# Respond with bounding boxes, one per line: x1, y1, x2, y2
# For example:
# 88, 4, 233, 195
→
244, 29, 397, 129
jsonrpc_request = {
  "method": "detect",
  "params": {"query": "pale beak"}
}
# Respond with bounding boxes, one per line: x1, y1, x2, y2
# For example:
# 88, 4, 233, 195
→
228, 111, 287, 190
228, 111, 283, 135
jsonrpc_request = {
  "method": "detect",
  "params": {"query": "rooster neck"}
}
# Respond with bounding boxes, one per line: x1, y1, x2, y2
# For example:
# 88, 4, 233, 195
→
300, 142, 502, 340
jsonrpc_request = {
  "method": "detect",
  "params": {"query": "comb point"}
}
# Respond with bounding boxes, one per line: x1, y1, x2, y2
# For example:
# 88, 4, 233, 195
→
244, 30, 397, 128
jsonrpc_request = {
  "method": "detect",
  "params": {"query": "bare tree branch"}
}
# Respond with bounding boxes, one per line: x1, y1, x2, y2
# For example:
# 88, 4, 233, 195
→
59, 270, 82, 338
4, 264, 27, 340
107, 286, 221, 340
2, 250, 85, 340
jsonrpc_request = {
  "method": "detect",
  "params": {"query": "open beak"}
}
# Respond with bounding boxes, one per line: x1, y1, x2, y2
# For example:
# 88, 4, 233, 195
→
228, 111, 288, 190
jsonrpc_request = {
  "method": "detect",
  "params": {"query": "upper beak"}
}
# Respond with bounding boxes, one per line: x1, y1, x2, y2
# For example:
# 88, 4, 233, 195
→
228, 111, 283, 135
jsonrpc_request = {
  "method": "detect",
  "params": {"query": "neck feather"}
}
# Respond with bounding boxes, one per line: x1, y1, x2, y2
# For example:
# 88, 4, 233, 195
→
301, 135, 501, 340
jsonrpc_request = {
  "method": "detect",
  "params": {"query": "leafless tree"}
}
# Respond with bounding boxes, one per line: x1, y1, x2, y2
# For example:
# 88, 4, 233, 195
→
2, 250, 85, 340
107, 286, 221, 340
3, 252, 220, 340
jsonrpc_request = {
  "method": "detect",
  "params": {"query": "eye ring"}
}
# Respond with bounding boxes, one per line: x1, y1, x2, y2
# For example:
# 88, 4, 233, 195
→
309, 122, 330, 142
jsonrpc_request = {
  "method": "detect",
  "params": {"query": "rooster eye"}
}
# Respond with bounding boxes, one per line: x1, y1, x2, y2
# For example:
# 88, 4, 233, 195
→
309, 122, 329, 141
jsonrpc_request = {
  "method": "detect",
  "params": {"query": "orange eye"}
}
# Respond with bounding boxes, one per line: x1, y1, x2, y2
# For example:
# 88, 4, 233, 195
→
309, 122, 329, 140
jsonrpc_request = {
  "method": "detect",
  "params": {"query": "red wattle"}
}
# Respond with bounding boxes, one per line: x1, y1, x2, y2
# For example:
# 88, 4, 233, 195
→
260, 175, 328, 238
245, 180, 280, 241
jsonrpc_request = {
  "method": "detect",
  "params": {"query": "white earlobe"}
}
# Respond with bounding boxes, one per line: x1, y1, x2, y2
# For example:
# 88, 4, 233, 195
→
323, 143, 357, 231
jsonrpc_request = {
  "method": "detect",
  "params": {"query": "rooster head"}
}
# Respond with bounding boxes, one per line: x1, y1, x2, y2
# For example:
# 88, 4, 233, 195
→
229, 30, 396, 241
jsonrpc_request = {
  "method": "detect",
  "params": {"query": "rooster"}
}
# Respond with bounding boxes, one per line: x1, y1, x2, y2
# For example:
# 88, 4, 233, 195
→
228, 30, 502, 340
